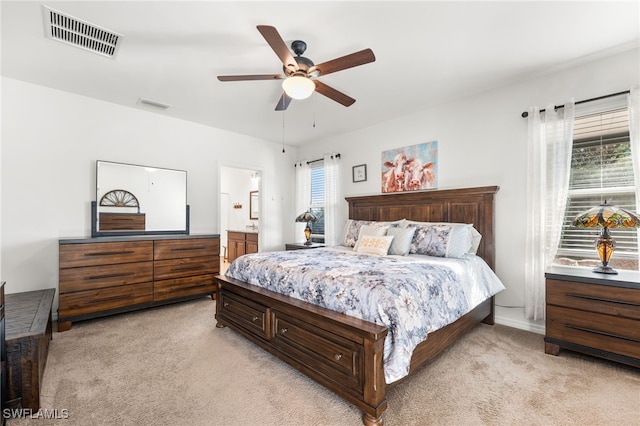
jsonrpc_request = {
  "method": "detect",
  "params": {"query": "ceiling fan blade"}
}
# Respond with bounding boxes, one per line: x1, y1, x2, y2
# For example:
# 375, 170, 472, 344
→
256, 25, 298, 72
313, 80, 356, 107
310, 49, 375, 77
217, 74, 284, 82
275, 93, 293, 111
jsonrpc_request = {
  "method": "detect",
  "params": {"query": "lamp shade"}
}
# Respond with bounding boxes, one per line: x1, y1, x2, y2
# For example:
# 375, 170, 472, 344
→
572, 202, 640, 229
282, 76, 315, 100
572, 202, 640, 275
295, 210, 318, 223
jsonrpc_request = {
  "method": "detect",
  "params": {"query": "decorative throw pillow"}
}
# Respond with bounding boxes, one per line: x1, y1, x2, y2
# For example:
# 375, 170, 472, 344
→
353, 224, 390, 251
354, 235, 394, 256
406, 223, 472, 258
386, 226, 416, 256
341, 220, 394, 247
399, 220, 482, 256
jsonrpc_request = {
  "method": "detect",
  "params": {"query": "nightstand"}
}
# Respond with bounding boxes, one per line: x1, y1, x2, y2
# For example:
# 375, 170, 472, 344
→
544, 266, 639, 367
285, 242, 326, 251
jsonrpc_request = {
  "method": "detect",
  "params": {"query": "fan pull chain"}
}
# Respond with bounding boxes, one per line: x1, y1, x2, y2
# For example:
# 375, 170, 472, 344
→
282, 109, 286, 153
313, 92, 316, 128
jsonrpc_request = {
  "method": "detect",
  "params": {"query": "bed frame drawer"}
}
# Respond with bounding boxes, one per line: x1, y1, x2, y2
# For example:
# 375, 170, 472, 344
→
271, 311, 363, 394
218, 291, 269, 339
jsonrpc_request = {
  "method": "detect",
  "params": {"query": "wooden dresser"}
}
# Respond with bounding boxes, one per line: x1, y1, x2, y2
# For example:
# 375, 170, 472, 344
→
227, 231, 258, 263
58, 234, 219, 331
545, 266, 640, 367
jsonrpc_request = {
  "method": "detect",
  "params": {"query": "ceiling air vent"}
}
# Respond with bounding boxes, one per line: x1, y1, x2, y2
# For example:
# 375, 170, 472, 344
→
42, 6, 122, 59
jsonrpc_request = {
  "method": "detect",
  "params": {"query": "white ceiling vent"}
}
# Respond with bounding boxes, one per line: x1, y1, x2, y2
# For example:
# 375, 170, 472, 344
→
42, 6, 122, 59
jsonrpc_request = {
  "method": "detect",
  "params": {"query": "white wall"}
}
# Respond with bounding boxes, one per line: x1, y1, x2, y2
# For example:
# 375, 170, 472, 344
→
0, 78, 297, 309
297, 46, 640, 331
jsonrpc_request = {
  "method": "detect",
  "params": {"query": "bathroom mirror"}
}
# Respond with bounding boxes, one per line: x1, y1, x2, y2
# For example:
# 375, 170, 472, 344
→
250, 191, 259, 220
92, 160, 188, 237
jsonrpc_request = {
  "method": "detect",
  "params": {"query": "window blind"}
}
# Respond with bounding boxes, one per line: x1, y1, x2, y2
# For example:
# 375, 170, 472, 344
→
558, 106, 637, 257
310, 163, 325, 236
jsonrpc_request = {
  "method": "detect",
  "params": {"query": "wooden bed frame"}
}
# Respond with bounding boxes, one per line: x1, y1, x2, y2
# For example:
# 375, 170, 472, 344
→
215, 185, 499, 425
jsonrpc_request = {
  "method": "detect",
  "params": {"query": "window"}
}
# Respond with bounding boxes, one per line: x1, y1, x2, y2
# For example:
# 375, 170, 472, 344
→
556, 105, 637, 270
309, 162, 325, 241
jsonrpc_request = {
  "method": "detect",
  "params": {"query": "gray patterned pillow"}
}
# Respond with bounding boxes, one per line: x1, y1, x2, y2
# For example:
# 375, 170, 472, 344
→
386, 226, 416, 256
406, 222, 473, 258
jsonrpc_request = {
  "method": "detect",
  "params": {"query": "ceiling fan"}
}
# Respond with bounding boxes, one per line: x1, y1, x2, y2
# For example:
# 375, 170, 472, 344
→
217, 25, 376, 111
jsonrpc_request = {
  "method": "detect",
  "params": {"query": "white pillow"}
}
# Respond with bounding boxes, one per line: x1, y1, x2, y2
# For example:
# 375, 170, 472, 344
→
340, 219, 402, 247
353, 224, 390, 251
354, 235, 394, 256
386, 226, 416, 256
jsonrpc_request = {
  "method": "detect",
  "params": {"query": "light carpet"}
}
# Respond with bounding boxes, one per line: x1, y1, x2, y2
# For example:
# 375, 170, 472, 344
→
8, 298, 639, 426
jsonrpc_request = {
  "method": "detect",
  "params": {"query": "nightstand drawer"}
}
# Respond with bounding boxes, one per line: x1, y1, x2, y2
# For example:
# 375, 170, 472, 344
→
546, 305, 640, 360
546, 279, 640, 320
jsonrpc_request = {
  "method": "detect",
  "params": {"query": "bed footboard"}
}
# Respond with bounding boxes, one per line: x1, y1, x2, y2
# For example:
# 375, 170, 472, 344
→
215, 275, 389, 425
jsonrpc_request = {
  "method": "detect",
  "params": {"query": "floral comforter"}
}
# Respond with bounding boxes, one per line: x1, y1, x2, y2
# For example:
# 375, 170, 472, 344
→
224, 247, 505, 383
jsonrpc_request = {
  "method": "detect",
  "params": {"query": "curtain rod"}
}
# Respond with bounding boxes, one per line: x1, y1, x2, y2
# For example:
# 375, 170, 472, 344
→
521, 90, 630, 118
294, 153, 341, 167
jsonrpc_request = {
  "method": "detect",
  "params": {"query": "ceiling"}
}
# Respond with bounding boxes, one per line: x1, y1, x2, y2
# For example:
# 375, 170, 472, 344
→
2, 1, 639, 147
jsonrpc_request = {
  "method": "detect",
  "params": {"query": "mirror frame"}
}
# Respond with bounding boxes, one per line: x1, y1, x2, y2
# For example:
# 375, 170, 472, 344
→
91, 160, 190, 237
249, 191, 259, 220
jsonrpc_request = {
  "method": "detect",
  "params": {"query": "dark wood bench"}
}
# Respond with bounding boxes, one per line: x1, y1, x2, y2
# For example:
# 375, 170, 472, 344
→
5, 289, 55, 410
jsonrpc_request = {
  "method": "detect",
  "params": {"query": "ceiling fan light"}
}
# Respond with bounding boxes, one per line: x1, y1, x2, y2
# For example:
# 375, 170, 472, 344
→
282, 76, 315, 100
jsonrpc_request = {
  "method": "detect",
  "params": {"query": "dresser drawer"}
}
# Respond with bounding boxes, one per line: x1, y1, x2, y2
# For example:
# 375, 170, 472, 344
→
59, 261, 153, 293
154, 238, 220, 260
60, 241, 153, 268
218, 291, 269, 339
154, 275, 216, 301
154, 256, 219, 280
546, 305, 640, 360
59, 282, 153, 318
546, 279, 640, 320
271, 311, 363, 393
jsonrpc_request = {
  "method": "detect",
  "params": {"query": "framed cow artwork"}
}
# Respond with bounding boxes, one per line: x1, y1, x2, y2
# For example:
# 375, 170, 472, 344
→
381, 141, 438, 193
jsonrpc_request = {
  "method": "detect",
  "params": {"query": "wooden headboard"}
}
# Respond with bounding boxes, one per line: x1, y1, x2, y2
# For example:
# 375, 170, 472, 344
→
345, 186, 499, 270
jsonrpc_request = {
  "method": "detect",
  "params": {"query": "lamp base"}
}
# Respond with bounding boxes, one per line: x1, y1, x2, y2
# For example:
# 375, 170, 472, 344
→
304, 240, 313, 246
593, 265, 618, 275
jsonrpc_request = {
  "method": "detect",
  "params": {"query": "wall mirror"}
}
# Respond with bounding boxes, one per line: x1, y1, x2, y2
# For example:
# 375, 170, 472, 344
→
250, 191, 259, 220
92, 160, 188, 237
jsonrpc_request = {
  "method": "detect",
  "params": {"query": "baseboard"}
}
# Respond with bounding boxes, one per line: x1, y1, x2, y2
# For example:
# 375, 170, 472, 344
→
494, 307, 546, 335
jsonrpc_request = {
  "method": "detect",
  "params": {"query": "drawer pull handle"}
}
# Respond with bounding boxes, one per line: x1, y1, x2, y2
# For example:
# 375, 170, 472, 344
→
566, 292, 640, 307
223, 302, 230, 307
94, 294, 133, 304
85, 250, 135, 257
171, 246, 207, 251
170, 265, 207, 272
86, 272, 135, 280
566, 324, 640, 343
252, 316, 259, 322
280, 328, 288, 334
334, 354, 342, 361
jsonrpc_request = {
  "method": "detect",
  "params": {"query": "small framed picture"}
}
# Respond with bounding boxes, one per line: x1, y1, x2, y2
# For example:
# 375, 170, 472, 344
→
352, 164, 367, 183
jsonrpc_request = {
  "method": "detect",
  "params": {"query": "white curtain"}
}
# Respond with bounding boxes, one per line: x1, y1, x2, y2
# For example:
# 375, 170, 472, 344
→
628, 86, 640, 265
524, 100, 575, 320
294, 161, 311, 243
323, 153, 340, 246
